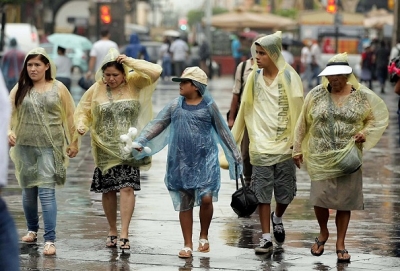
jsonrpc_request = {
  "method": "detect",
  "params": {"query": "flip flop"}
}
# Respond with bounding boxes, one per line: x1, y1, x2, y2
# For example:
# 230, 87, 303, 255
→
198, 239, 210, 253
311, 237, 327, 256
178, 247, 192, 258
337, 249, 351, 263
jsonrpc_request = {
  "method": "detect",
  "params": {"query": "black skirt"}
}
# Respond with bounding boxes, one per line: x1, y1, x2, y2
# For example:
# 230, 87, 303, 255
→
90, 164, 141, 193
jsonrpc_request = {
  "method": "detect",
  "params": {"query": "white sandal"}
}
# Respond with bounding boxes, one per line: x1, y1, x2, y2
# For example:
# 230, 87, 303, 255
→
43, 242, 56, 255
198, 238, 210, 253
178, 247, 192, 258
21, 231, 37, 242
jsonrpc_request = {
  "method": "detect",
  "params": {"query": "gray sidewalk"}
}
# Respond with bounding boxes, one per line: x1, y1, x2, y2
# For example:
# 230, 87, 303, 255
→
3, 76, 400, 270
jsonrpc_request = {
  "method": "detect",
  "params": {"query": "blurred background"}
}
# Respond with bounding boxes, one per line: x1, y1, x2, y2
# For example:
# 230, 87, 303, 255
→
0, 0, 398, 78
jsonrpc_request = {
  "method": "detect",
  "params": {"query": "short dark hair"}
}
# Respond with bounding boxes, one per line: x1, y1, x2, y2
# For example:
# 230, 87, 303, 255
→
100, 27, 110, 37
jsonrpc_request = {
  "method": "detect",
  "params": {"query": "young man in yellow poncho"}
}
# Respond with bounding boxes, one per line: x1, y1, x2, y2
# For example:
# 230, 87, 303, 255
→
231, 31, 304, 254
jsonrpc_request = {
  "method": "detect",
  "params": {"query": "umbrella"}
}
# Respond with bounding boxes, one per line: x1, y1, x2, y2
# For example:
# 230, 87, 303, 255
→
163, 30, 181, 37
47, 33, 92, 50
239, 31, 259, 40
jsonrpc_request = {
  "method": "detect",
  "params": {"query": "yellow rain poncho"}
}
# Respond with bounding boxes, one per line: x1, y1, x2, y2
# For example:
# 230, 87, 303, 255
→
231, 31, 304, 166
9, 47, 79, 187
292, 53, 389, 181
74, 48, 162, 173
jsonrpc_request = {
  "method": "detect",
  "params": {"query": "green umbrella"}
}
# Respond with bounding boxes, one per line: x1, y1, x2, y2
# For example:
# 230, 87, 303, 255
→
47, 33, 92, 50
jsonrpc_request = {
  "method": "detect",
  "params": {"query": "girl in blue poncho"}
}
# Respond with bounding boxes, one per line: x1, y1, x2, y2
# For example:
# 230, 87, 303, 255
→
133, 66, 242, 258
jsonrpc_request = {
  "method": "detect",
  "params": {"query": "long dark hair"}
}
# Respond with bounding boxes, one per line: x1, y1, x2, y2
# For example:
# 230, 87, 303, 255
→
15, 54, 52, 107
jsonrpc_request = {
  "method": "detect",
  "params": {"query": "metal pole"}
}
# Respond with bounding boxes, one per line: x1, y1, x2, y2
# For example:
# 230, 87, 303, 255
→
393, 0, 400, 47
205, 0, 212, 45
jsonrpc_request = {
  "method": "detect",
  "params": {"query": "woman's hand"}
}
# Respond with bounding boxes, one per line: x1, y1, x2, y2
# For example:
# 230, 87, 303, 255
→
116, 54, 127, 64
8, 132, 16, 147
354, 132, 366, 143
77, 126, 86, 135
293, 154, 303, 169
66, 147, 78, 158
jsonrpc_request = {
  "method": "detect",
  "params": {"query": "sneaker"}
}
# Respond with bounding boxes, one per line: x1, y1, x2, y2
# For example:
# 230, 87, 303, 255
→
254, 238, 273, 254
271, 212, 285, 245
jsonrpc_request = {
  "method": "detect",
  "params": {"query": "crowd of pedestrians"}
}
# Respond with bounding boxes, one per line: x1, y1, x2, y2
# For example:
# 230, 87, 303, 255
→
2, 26, 399, 269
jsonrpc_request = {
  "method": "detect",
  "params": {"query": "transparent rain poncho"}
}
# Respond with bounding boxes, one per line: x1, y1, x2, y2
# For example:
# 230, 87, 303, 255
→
133, 82, 242, 211
231, 31, 304, 166
292, 53, 389, 181
74, 48, 162, 173
8, 47, 79, 188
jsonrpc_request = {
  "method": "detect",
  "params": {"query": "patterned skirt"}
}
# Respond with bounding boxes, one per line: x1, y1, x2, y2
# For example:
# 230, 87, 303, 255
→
90, 164, 141, 193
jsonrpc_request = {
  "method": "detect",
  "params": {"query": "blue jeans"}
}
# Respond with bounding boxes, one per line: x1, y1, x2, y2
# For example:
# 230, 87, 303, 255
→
162, 56, 172, 78
0, 197, 20, 271
23, 186, 57, 242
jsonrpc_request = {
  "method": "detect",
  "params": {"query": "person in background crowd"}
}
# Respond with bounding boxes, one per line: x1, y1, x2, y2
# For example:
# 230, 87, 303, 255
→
231, 34, 243, 69
199, 40, 211, 77
0, 71, 19, 271
8, 47, 79, 256
86, 27, 119, 79
360, 44, 375, 89
1, 38, 25, 91
388, 56, 400, 143
293, 53, 388, 263
374, 40, 390, 94
159, 36, 172, 81
189, 42, 200, 67
170, 36, 189, 77
54, 46, 73, 90
390, 38, 400, 60
281, 43, 294, 66
74, 48, 162, 254
231, 31, 304, 254
300, 40, 312, 87
309, 39, 322, 89
125, 33, 149, 61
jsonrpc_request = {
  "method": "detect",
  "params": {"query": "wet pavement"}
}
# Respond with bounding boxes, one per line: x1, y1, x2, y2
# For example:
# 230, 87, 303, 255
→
3, 75, 400, 270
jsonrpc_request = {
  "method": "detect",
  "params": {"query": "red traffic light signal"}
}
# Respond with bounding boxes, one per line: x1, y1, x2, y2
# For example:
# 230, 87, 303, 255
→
326, 0, 337, 13
100, 5, 111, 24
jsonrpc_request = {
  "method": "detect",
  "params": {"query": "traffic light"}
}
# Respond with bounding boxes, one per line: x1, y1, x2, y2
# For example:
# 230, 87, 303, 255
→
179, 18, 187, 31
388, 0, 395, 10
100, 5, 112, 24
326, 0, 337, 14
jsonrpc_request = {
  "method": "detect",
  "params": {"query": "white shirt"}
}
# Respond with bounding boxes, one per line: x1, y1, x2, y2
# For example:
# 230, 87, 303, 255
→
301, 46, 311, 64
0, 72, 10, 187
311, 43, 322, 67
90, 39, 119, 71
54, 55, 72, 78
169, 39, 189, 62
281, 50, 294, 65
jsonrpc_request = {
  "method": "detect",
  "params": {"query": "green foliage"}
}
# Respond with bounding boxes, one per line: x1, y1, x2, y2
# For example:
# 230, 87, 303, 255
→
187, 7, 228, 27
274, 8, 297, 19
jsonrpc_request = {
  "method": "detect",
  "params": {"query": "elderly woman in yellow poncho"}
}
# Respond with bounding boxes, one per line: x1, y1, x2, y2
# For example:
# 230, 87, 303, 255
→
8, 47, 79, 256
231, 31, 304, 254
74, 48, 162, 253
293, 53, 388, 263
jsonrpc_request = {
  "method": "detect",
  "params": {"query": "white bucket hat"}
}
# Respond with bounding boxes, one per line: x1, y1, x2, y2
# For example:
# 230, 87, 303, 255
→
172, 66, 208, 86
318, 61, 352, 77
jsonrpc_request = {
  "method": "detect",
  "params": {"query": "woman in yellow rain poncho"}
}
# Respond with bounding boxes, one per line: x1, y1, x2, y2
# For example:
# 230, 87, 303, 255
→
74, 48, 162, 253
8, 47, 79, 255
293, 53, 388, 263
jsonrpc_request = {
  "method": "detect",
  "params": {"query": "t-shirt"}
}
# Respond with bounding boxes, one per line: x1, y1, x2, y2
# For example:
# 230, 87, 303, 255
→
54, 55, 72, 78
169, 39, 188, 62
90, 39, 119, 71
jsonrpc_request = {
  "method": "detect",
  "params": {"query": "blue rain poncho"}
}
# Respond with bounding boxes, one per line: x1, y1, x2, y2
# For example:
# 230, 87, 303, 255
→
134, 84, 242, 211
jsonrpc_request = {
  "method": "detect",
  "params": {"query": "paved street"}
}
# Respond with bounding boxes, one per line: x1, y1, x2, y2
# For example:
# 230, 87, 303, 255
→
3, 75, 400, 270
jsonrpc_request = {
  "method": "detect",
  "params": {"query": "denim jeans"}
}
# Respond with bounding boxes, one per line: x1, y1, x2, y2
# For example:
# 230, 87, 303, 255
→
0, 197, 20, 271
23, 186, 57, 242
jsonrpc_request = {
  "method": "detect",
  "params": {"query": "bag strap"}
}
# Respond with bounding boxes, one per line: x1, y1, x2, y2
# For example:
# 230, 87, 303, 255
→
238, 60, 247, 100
235, 164, 248, 190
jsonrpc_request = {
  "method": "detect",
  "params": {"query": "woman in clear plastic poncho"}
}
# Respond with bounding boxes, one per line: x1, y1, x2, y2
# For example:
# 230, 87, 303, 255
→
74, 48, 162, 252
8, 47, 80, 255
292, 53, 389, 262
133, 67, 242, 258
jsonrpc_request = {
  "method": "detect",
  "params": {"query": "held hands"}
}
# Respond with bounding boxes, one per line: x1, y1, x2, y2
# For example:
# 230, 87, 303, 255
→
354, 132, 366, 143
66, 147, 78, 158
293, 154, 303, 169
8, 132, 16, 147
